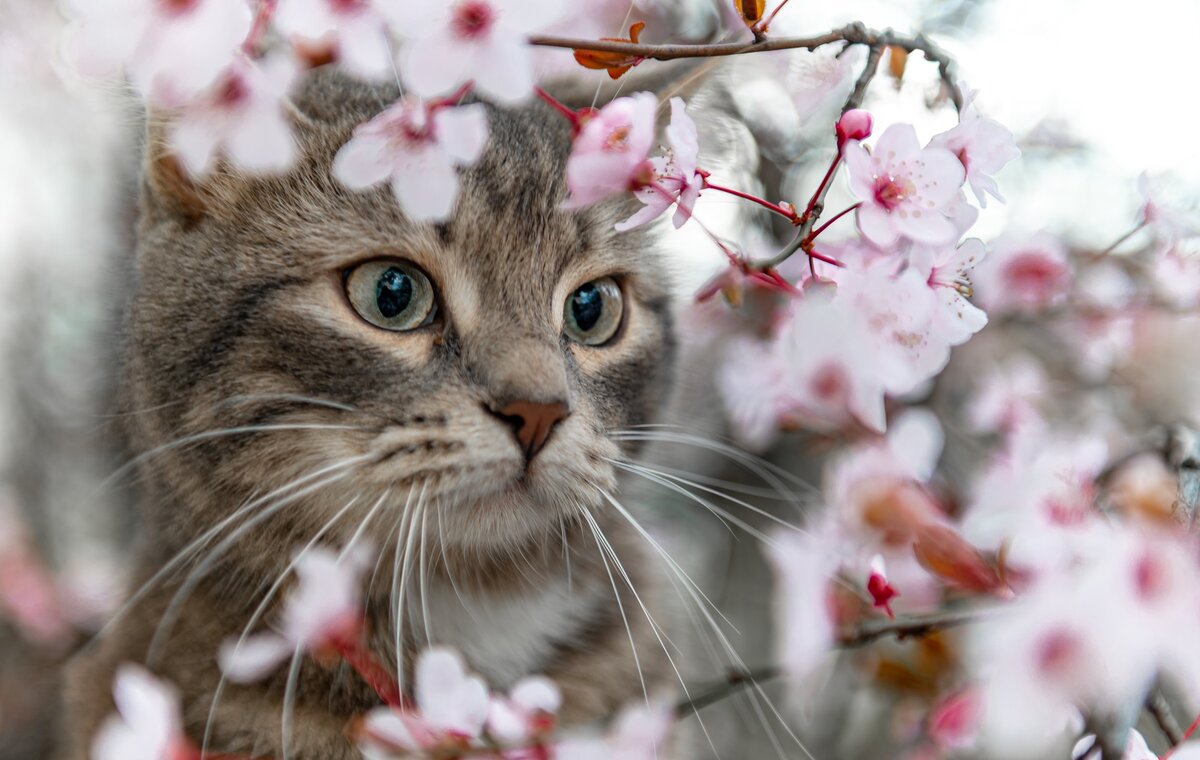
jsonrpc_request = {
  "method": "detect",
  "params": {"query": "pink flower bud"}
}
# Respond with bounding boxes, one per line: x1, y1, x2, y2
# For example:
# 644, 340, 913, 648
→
836, 109, 873, 148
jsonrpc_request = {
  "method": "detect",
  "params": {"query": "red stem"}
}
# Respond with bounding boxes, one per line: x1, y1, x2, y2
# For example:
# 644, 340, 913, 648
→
808, 202, 862, 241
755, 0, 794, 33
703, 179, 799, 222
534, 86, 585, 128
1164, 712, 1200, 758
800, 153, 842, 223
331, 638, 406, 709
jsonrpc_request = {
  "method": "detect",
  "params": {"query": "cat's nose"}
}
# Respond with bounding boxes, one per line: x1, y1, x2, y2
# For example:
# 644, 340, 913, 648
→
490, 399, 571, 462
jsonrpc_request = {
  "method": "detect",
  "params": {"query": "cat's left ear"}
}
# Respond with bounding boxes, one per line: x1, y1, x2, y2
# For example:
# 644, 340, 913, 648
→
143, 119, 211, 225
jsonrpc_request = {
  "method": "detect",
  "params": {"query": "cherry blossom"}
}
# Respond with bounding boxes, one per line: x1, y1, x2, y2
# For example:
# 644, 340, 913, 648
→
909, 237, 989, 347
843, 123, 966, 247
563, 92, 657, 209
357, 649, 491, 756
66, 0, 252, 106
964, 354, 1047, 437
487, 675, 561, 743
616, 97, 704, 231
92, 665, 188, 760
765, 530, 837, 680
785, 45, 860, 124
971, 232, 1072, 315
866, 554, 899, 617
554, 702, 673, 760
274, 0, 394, 80
219, 545, 371, 682
1139, 172, 1200, 244
392, 0, 565, 105
168, 53, 297, 177
929, 91, 1020, 207
333, 98, 489, 222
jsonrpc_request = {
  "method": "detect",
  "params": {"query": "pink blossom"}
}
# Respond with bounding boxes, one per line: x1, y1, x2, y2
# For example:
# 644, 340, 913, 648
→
1139, 173, 1200, 244
929, 92, 1020, 207
168, 53, 297, 177
66, 0, 252, 106
486, 675, 561, 743
554, 703, 673, 760
844, 123, 966, 247
836, 108, 873, 148
971, 232, 1072, 315
785, 45, 860, 124
909, 237, 990, 349
563, 92, 657, 209
927, 689, 981, 751
274, 0, 395, 80
964, 354, 1046, 436
616, 97, 704, 231
715, 336, 791, 450
1151, 247, 1200, 308
359, 648, 490, 754
333, 98, 489, 222
92, 665, 188, 760
764, 530, 837, 680
219, 545, 371, 682
392, 0, 564, 105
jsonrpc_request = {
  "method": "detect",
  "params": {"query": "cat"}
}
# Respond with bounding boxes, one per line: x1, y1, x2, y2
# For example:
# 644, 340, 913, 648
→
60, 67, 700, 759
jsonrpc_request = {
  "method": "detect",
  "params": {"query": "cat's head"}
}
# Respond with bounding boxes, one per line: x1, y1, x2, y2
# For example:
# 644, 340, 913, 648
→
123, 69, 679, 568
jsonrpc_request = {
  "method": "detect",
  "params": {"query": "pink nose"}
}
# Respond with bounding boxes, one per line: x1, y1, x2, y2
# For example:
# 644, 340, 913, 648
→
494, 400, 571, 461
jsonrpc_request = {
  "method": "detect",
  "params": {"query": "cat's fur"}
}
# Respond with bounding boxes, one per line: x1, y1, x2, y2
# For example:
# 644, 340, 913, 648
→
62, 69, 687, 758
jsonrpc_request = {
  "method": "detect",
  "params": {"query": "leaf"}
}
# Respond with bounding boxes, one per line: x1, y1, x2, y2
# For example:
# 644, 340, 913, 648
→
734, 0, 766, 25
573, 22, 647, 80
912, 522, 1005, 594
887, 46, 909, 85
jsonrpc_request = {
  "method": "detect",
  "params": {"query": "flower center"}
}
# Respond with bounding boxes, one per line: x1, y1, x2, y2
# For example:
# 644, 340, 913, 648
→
1034, 628, 1082, 679
452, 1, 495, 39
873, 173, 913, 211
604, 124, 631, 151
1001, 251, 1068, 301
215, 72, 249, 109
158, 0, 199, 16
331, 0, 367, 12
810, 363, 848, 403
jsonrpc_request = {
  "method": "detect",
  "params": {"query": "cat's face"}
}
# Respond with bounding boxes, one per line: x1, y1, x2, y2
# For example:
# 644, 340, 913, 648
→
125, 72, 677, 563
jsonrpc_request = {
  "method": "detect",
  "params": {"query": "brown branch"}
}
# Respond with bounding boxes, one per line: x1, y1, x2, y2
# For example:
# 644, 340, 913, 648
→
673, 609, 981, 718
529, 23, 962, 109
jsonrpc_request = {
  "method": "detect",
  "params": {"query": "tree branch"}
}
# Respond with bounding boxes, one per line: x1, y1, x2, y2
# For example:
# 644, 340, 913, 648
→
529, 23, 962, 109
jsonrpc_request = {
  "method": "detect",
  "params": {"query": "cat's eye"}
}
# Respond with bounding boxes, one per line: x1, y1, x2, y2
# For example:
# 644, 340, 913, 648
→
344, 259, 437, 331
564, 277, 623, 346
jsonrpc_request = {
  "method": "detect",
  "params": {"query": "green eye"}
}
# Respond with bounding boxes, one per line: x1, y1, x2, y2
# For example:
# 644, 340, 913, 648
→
564, 277, 623, 346
345, 259, 436, 331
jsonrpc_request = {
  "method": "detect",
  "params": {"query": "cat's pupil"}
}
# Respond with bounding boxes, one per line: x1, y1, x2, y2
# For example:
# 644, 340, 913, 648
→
571, 284, 603, 332
376, 268, 413, 319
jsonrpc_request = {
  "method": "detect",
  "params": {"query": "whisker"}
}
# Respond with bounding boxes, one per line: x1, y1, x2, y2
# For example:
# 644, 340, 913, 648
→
436, 500, 478, 624
280, 647, 304, 760
201, 494, 363, 756
419, 502, 432, 646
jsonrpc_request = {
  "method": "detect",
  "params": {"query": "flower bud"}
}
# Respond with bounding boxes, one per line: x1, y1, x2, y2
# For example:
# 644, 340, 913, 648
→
836, 109, 873, 148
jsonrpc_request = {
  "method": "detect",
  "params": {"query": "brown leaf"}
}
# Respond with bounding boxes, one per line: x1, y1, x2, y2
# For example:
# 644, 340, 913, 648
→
734, 0, 766, 26
912, 522, 1004, 594
573, 22, 646, 80
887, 46, 909, 86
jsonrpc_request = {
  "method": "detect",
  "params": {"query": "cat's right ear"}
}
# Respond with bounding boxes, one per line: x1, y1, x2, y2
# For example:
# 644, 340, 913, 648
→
143, 119, 211, 225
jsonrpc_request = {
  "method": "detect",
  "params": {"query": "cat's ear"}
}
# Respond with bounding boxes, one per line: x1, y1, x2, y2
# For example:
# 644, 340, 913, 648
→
142, 117, 212, 225
541, 58, 718, 111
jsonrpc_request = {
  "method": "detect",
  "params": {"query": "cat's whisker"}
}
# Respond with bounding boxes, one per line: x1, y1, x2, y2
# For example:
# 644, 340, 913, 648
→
577, 506, 723, 759
391, 484, 420, 693
599, 488, 816, 760
419, 501, 433, 646
610, 427, 818, 496
146, 463, 363, 664
611, 458, 802, 541
345, 488, 392, 557
577, 505, 649, 708
393, 482, 428, 694
436, 500, 479, 624
625, 459, 809, 502
95, 422, 367, 495
90, 454, 371, 655
201, 493, 364, 757
280, 647, 305, 760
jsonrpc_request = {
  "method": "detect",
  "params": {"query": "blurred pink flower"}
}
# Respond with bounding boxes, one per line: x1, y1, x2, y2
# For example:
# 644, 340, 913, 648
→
926, 689, 981, 751
563, 92, 657, 209
929, 92, 1020, 208
971, 232, 1072, 315
1151, 247, 1200, 308
393, 0, 564, 105
333, 98, 489, 222
1072, 729, 1156, 760
765, 530, 837, 680
219, 545, 371, 682
844, 123, 966, 247
92, 665, 188, 760
359, 648, 490, 754
1139, 173, 1200, 244
66, 0, 252, 106
168, 53, 297, 177
964, 354, 1046, 437
274, 0, 394, 80
866, 554, 899, 617
554, 702, 673, 760
487, 675, 561, 743
617, 97, 704, 231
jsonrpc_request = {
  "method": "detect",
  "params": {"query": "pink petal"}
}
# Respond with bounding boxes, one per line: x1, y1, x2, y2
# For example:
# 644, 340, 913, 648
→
338, 18, 394, 81
497, 0, 565, 33
471, 32, 535, 105
402, 30, 474, 100
896, 209, 958, 245
511, 676, 561, 714
226, 112, 296, 174
392, 152, 459, 221
218, 633, 293, 682
332, 134, 393, 189
434, 104, 489, 165
615, 192, 672, 231
856, 202, 899, 247
842, 140, 876, 200
111, 665, 178, 745
665, 97, 700, 175
362, 708, 424, 751
168, 116, 221, 177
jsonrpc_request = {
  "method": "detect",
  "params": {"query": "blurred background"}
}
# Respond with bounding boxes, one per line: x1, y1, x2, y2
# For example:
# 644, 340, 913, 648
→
0, 0, 1197, 757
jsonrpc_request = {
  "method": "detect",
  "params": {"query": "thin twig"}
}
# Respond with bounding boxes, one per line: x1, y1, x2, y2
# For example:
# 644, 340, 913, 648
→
1148, 688, 1185, 746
